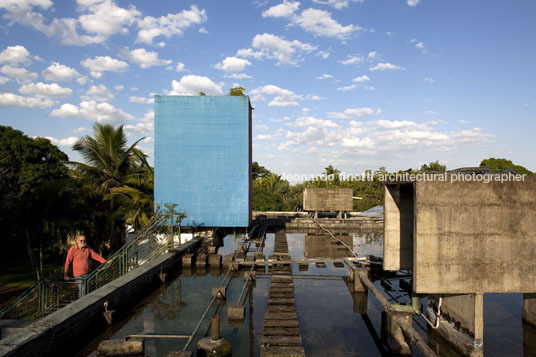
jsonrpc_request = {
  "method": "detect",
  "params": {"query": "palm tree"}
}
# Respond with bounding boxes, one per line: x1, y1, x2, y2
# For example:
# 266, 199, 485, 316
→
70, 123, 150, 251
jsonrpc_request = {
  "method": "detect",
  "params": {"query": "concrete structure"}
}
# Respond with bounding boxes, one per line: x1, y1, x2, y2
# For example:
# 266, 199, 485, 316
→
154, 96, 252, 227
384, 175, 536, 356
303, 188, 353, 218
384, 176, 536, 293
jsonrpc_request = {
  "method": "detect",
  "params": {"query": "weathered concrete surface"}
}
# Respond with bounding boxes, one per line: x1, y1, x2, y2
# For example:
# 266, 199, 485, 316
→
384, 177, 536, 293
523, 293, 536, 328
383, 184, 414, 270
303, 188, 353, 212
428, 294, 484, 357
0, 238, 201, 357
97, 338, 143, 356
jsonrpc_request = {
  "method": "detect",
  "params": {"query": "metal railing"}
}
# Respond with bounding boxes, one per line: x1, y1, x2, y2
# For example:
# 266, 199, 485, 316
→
0, 207, 179, 320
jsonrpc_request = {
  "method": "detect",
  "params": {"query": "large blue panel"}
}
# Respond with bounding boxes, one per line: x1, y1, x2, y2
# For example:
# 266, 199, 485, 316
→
154, 96, 252, 227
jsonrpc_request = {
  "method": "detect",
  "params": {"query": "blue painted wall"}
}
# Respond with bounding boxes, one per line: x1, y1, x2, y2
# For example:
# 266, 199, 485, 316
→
154, 96, 252, 227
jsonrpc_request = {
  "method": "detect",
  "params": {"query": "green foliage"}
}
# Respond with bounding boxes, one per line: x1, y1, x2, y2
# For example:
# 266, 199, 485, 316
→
0, 126, 71, 280
70, 123, 153, 251
480, 158, 533, 175
420, 160, 446, 172
229, 86, 246, 96
252, 161, 272, 179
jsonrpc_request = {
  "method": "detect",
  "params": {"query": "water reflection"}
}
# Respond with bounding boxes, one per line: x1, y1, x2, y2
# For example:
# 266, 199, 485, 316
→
304, 233, 353, 258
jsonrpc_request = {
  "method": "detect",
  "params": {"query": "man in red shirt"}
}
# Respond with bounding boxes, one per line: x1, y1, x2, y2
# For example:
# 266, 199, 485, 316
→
64, 235, 106, 281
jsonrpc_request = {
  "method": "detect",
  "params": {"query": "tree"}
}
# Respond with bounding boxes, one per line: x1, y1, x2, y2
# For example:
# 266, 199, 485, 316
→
0, 126, 71, 280
199, 92, 206, 96
420, 160, 446, 172
480, 158, 533, 175
229, 86, 246, 96
70, 123, 149, 251
252, 161, 272, 179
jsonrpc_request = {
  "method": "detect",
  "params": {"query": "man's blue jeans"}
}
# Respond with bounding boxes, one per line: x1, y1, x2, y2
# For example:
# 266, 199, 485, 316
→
72, 274, 89, 298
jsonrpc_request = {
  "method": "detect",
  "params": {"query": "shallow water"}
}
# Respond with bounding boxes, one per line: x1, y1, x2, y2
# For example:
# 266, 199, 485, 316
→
77, 232, 536, 357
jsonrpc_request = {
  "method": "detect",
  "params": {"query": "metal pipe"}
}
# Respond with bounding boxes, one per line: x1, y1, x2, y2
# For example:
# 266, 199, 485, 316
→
358, 271, 390, 310
182, 225, 263, 351
398, 320, 438, 357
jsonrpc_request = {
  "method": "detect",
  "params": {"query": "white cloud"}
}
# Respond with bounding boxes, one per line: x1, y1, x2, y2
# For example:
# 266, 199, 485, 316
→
255, 129, 284, 140
176, 62, 186, 72
339, 55, 363, 65
367, 51, 379, 61
78, 0, 140, 37
224, 73, 252, 79
0, 77, 9, 85
407, 0, 422, 6
336, 84, 357, 91
237, 33, 316, 66
312, 0, 364, 9
386, 31, 393, 37
73, 126, 88, 133
250, 85, 302, 107
425, 110, 438, 116
136, 5, 207, 45
459, 120, 468, 124
19, 82, 72, 98
169, 75, 223, 95
316, 50, 330, 59
129, 96, 154, 104
82, 84, 114, 101
198, 27, 208, 34
369, 62, 404, 71
81, 56, 128, 78
263, 3, 360, 40
50, 100, 134, 124
424, 77, 434, 83
294, 116, 338, 128
309, 95, 323, 100
124, 110, 154, 135
353, 74, 370, 83
0, 92, 52, 108
41, 62, 82, 82
328, 107, 375, 119
44, 136, 79, 147
119, 48, 172, 69
0, 65, 39, 83
255, 124, 269, 131
292, 8, 360, 40
262, 1, 300, 17
0, 45, 32, 66
214, 57, 251, 72
114, 84, 124, 91
316, 74, 333, 80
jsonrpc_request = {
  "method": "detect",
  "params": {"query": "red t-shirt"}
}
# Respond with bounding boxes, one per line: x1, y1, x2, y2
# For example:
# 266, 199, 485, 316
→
64, 245, 106, 277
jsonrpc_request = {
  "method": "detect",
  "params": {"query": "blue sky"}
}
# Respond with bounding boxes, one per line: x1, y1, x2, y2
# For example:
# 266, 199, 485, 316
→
1, 0, 534, 180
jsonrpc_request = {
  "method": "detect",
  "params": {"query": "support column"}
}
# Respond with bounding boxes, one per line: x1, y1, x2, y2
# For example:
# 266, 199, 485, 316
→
523, 293, 536, 328
385, 311, 412, 355
428, 294, 483, 357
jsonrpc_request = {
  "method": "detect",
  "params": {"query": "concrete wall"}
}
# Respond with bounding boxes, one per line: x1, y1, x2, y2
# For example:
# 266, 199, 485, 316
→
303, 188, 353, 212
383, 184, 414, 270
154, 96, 252, 227
384, 176, 536, 294
0, 238, 201, 357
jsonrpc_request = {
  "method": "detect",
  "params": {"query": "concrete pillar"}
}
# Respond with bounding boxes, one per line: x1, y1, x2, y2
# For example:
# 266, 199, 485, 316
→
385, 311, 412, 355
523, 319, 536, 356
337, 210, 342, 219
523, 293, 536, 328
428, 294, 484, 357
353, 292, 368, 314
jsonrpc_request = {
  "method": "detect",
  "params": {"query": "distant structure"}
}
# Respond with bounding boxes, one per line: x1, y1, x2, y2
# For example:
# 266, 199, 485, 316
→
154, 96, 252, 227
303, 187, 353, 218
